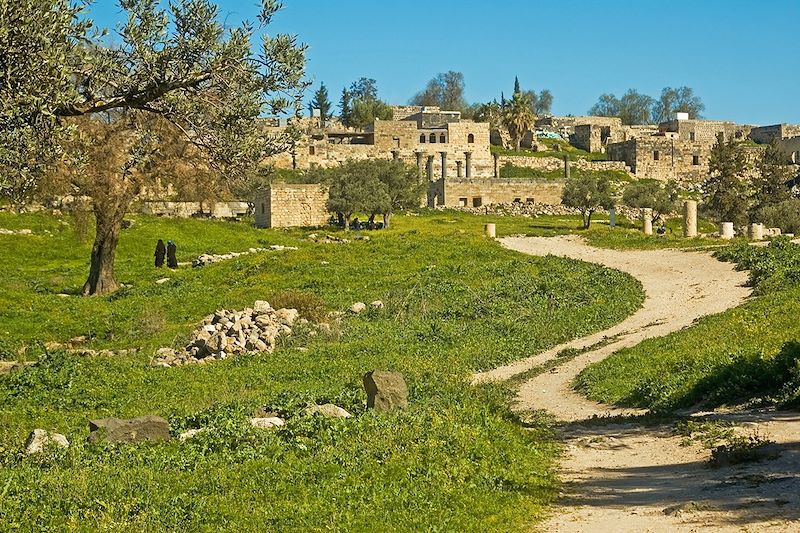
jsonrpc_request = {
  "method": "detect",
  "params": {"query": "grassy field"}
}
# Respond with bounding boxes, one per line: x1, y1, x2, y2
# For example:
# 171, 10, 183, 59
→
576, 237, 800, 411
491, 139, 608, 161
498, 162, 632, 183
0, 209, 645, 531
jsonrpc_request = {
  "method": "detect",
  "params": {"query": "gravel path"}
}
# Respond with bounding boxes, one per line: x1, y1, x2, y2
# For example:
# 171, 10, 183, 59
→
473, 236, 800, 532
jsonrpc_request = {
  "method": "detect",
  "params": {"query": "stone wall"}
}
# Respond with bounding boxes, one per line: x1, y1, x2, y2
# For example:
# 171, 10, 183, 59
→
659, 119, 747, 145
139, 201, 250, 219
439, 179, 565, 207
497, 155, 632, 176
775, 137, 800, 164
254, 184, 329, 228
608, 138, 710, 182
750, 124, 800, 144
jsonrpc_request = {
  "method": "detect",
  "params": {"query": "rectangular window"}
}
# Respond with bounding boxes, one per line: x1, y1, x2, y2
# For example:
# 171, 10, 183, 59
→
458, 197, 468, 207
472, 197, 482, 208
692, 155, 700, 166
526, 198, 534, 203
689, 132, 696, 141
653, 150, 660, 161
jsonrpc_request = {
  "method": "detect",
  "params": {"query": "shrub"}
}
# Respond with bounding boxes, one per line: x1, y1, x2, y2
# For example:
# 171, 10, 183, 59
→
757, 198, 800, 235
267, 290, 329, 323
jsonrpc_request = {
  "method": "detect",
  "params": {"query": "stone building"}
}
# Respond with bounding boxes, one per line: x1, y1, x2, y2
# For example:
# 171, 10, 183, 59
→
750, 124, 800, 145
254, 183, 329, 228
264, 106, 494, 183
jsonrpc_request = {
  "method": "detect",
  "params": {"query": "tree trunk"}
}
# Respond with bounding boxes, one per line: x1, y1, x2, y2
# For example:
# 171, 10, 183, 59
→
585, 210, 594, 229
343, 214, 350, 231
383, 212, 391, 229
83, 205, 124, 296
337, 212, 344, 227
514, 137, 521, 152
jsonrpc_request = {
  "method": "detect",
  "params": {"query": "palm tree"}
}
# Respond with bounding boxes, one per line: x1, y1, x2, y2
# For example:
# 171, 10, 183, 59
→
502, 91, 535, 151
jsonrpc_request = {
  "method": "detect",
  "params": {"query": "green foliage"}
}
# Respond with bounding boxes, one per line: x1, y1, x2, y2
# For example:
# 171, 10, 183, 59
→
577, 239, 800, 411
410, 71, 468, 113
651, 86, 705, 123
588, 90, 654, 125
338, 87, 352, 126
343, 78, 392, 129
502, 91, 535, 151
751, 141, 794, 218
622, 180, 679, 221
757, 199, 800, 235
704, 135, 751, 226
323, 159, 422, 228
0, 210, 647, 531
309, 83, 332, 122
561, 175, 615, 228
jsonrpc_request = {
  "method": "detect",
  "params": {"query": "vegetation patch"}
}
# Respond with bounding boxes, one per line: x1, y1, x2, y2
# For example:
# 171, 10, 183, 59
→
0, 211, 645, 531
576, 239, 800, 410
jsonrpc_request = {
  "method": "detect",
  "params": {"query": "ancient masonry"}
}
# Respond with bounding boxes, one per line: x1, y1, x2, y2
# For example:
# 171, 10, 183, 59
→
254, 183, 329, 229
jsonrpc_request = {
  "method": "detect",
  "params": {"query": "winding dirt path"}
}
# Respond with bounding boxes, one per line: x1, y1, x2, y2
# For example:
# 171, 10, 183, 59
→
473, 236, 800, 532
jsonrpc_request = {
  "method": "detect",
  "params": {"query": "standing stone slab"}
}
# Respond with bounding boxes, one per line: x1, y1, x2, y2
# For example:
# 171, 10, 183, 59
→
363, 370, 408, 412
683, 200, 698, 238
87, 415, 171, 444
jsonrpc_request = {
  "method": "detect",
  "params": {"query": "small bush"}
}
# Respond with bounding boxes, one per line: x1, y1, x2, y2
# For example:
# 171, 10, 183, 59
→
267, 290, 328, 323
757, 199, 800, 235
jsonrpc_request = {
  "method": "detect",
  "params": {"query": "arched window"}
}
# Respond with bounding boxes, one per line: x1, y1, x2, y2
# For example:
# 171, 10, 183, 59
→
420, 134, 426, 143
429, 133, 436, 143
467, 133, 475, 143
439, 133, 446, 143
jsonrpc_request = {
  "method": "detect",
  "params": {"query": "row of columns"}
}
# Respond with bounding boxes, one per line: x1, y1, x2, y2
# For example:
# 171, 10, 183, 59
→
414, 151, 473, 180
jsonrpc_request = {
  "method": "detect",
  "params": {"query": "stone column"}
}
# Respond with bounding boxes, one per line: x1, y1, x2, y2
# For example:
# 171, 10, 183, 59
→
609, 207, 617, 228
414, 151, 423, 177
426, 155, 434, 181
749, 223, 764, 241
683, 200, 697, 238
493, 153, 499, 178
456, 160, 463, 178
720, 222, 734, 240
440, 152, 447, 179
464, 152, 472, 178
484, 223, 496, 238
564, 155, 570, 180
642, 208, 653, 235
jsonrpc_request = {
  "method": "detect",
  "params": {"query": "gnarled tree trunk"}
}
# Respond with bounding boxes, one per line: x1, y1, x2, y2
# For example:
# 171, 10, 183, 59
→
83, 203, 125, 295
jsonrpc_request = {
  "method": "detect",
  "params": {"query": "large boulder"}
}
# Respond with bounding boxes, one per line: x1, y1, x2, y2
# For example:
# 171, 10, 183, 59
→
303, 403, 352, 419
24, 429, 69, 454
250, 417, 285, 429
87, 415, 171, 444
350, 302, 367, 314
363, 370, 408, 412
274, 308, 299, 326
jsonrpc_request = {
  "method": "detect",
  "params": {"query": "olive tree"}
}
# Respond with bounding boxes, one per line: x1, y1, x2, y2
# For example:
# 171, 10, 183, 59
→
0, 0, 307, 295
622, 180, 679, 223
561, 175, 614, 229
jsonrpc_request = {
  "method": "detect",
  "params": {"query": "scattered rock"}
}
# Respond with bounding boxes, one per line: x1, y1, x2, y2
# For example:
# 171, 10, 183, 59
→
0, 228, 34, 236
350, 302, 367, 314
250, 417, 285, 429
304, 404, 352, 419
663, 501, 712, 516
178, 428, 207, 442
269, 245, 299, 251
192, 247, 268, 267
155, 278, 170, 284
87, 415, 171, 444
24, 429, 70, 454
120, 219, 135, 229
370, 300, 384, 310
0, 361, 34, 374
274, 308, 299, 326
363, 370, 408, 412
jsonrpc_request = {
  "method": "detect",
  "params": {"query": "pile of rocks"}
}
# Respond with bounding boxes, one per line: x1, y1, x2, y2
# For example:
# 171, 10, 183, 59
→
152, 300, 315, 367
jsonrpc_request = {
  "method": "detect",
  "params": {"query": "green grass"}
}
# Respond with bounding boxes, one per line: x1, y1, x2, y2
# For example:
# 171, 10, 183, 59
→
0, 210, 645, 531
491, 139, 608, 162
575, 238, 800, 411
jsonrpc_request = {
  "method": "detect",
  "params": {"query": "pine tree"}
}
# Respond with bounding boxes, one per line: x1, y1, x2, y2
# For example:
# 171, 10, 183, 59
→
513, 76, 521, 95
339, 87, 352, 127
310, 83, 331, 122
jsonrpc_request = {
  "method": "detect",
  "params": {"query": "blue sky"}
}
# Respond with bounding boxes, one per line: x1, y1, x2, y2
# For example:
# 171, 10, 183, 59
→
88, 0, 800, 125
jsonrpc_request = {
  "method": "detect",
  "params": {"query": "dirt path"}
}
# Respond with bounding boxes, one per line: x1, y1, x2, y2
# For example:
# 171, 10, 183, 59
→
473, 236, 800, 532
